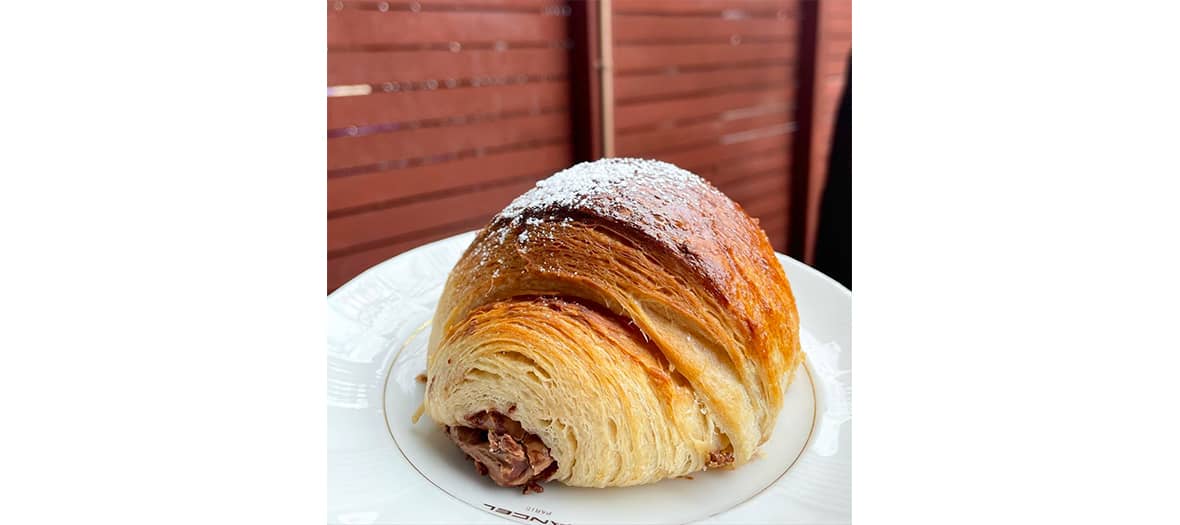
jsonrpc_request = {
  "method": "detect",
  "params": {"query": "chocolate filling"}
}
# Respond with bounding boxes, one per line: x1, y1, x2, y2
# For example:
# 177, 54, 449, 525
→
706, 448, 735, 469
445, 410, 558, 494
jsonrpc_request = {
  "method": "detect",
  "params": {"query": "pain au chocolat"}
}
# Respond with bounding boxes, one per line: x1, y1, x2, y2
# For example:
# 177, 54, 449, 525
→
423, 158, 801, 492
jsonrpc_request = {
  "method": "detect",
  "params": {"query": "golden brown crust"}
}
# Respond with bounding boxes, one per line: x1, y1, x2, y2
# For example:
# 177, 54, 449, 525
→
424, 159, 801, 488
490, 159, 779, 304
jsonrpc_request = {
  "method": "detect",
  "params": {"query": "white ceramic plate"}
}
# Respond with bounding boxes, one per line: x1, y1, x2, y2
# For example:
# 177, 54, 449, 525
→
328, 231, 851, 525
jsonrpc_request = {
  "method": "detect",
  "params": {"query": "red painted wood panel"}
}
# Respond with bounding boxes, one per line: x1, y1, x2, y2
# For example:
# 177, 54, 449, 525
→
329, 143, 571, 214
328, 81, 568, 129
329, 49, 568, 85
341, 0, 565, 8
328, 111, 567, 170
614, 0, 792, 14
700, 149, 789, 188
739, 190, 789, 223
756, 211, 788, 250
614, 86, 792, 130
328, 0, 574, 292
614, 14, 794, 42
609, 0, 801, 257
759, 209, 787, 232
681, 139, 786, 173
615, 42, 795, 71
616, 110, 791, 156
327, 216, 487, 293
327, 0, 847, 290
721, 171, 789, 205
654, 132, 793, 176
615, 64, 793, 103
328, 10, 566, 47
329, 178, 539, 255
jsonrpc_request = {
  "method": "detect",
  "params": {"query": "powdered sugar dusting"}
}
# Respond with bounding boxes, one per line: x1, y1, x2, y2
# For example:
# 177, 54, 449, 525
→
467, 158, 748, 288
499, 158, 702, 220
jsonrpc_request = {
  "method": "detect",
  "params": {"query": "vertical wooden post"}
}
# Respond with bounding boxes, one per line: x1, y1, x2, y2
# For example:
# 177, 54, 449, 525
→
788, 0, 819, 259
598, 0, 615, 157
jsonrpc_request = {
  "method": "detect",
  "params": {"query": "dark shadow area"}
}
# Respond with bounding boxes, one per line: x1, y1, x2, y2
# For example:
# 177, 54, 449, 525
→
814, 55, 851, 289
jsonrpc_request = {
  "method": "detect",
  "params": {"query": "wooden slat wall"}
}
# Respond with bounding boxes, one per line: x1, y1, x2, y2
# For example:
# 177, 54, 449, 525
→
803, 0, 851, 262
610, 0, 799, 253
326, 0, 851, 291
327, 0, 575, 292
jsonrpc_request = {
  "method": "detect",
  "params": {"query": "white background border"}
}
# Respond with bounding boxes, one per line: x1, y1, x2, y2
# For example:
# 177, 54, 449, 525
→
3, 1, 1180, 524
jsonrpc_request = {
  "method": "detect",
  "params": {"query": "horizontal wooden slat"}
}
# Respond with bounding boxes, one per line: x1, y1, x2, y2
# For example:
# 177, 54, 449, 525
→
328, 112, 567, 170
693, 160, 778, 185
700, 149, 789, 188
328, 143, 571, 213
614, 0, 792, 15
690, 149, 789, 182
329, 49, 567, 85
328, 179, 538, 254
615, 42, 794, 71
328, 82, 567, 128
718, 171, 788, 205
328, 10, 566, 47
615, 64, 791, 102
823, 19, 851, 34
328, 217, 487, 293
821, 0, 852, 16
655, 131, 791, 170
615, 86, 790, 130
413, 0, 564, 6
616, 111, 789, 157
338, 0, 566, 9
737, 190, 789, 223
614, 14, 794, 41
